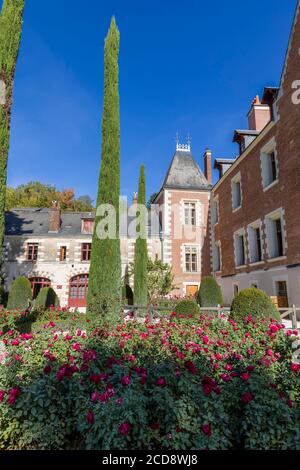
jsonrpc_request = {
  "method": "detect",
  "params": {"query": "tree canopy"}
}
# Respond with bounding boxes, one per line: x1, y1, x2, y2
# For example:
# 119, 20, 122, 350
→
5, 181, 94, 212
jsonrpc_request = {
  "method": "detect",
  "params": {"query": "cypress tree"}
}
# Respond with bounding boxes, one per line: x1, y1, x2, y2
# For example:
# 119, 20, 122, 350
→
133, 165, 148, 306
0, 0, 25, 270
87, 17, 121, 316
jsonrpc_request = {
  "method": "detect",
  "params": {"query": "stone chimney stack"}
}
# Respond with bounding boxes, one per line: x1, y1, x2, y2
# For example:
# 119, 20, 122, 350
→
133, 192, 138, 206
248, 95, 271, 131
203, 148, 212, 185
48, 200, 61, 233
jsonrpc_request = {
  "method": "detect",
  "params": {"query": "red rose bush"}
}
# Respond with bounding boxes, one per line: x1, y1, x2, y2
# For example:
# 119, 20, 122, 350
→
0, 311, 299, 449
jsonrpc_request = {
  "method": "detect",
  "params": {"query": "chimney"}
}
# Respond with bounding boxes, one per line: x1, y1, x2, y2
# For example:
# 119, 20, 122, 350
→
203, 148, 212, 185
248, 95, 271, 131
133, 192, 138, 206
48, 200, 61, 233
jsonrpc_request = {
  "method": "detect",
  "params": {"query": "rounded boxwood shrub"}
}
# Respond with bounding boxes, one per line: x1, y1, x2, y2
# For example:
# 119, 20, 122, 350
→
7, 276, 32, 311
198, 276, 223, 307
174, 299, 200, 316
230, 288, 281, 322
34, 287, 60, 310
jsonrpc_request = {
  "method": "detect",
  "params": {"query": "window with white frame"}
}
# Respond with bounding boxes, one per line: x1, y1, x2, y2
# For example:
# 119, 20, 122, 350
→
234, 229, 246, 267
185, 246, 198, 272
231, 173, 242, 210
184, 202, 196, 226
260, 138, 278, 189
248, 221, 263, 263
211, 198, 219, 225
213, 242, 221, 272
265, 210, 285, 259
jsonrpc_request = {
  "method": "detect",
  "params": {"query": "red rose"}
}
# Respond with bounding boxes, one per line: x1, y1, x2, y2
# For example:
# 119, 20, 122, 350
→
0, 390, 5, 402
241, 392, 253, 404
241, 373, 250, 381
121, 375, 131, 386
119, 422, 131, 436
7, 387, 20, 405
43, 365, 51, 375
156, 377, 167, 387
201, 424, 212, 437
87, 410, 94, 425
290, 363, 300, 373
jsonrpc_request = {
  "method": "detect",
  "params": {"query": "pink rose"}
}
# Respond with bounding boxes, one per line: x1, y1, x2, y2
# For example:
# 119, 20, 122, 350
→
119, 422, 131, 436
201, 424, 212, 437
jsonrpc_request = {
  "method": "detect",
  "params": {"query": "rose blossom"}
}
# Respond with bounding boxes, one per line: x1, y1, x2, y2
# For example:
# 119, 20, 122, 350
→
119, 422, 131, 436
156, 377, 167, 387
241, 392, 254, 404
201, 424, 212, 437
87, 411, 94, 425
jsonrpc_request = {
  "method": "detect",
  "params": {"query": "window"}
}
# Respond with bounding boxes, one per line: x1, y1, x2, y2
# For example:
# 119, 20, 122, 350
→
29, 277, 51, 299
82, 219, 94, 234
27, 243, 38, 261
69, 274, 89, 308
265, 210, 284, 259
234, 230, 246, 267
233, 284, 239, 296
81, 243, 92, 261
59, 246, 67, 262
213, 242, 221, 272
248, 222, 263, 263
184, 202, 196, 226
185, 246, 198, 272
231, 173, 242, 210
211, 198, 219, 225
261, 138, 278, 189
276, 281, 288, 297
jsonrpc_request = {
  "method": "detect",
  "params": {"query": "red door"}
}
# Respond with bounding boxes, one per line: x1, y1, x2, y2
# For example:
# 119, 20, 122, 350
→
29, 277, 51, 299
68, 274, 89, 308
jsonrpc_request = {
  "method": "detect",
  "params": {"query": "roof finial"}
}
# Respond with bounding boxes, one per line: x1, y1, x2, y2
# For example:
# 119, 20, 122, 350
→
176, 133, 191, 153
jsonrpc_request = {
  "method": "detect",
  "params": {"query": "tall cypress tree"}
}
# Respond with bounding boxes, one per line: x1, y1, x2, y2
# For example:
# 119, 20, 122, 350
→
87, 17, 121, 315
0, 0, 25, 270
134, 165, 148, 306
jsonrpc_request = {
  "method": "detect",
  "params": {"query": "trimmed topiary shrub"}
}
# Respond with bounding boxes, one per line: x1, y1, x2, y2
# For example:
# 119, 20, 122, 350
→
7, 276, 32, 311
34, 287, 59, 310
174, 299, 200, 316
198, 276, 223, 307
230, 288, 281, 322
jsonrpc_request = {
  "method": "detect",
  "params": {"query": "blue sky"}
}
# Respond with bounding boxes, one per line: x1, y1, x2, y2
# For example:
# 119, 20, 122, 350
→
3, 0, 297, 203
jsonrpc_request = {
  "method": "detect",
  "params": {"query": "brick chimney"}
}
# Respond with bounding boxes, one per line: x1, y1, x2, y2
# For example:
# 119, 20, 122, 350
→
203, 148, 212, 185
48, 201, 61, 233
248, 95, 271, 131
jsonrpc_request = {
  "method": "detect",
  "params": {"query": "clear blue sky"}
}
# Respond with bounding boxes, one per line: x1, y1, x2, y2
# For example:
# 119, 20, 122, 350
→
3, 0, 297, 203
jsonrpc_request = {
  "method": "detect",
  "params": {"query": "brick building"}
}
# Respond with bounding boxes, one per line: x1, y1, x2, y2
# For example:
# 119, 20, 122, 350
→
210, 0, 300, 307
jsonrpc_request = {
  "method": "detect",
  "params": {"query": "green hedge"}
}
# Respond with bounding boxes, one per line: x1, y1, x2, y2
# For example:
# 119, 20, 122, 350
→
198, 276, 223, 307
175, 299, 200, 316
230, 288, 281, 322
7, 276, 32, 311
34, 287, 59, 310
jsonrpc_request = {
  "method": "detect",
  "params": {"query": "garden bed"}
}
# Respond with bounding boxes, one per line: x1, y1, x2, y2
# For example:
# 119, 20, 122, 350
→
0, 311, 299, 450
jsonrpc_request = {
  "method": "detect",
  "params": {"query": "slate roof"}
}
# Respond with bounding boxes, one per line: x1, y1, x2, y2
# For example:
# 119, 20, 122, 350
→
161, 150, 211, 191
5, 208, 161, 238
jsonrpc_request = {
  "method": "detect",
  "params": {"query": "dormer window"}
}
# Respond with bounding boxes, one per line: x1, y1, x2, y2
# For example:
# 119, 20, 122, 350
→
82, 219, 94, 234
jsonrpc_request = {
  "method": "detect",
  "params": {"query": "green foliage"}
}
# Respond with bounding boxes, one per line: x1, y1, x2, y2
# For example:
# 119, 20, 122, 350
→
230, 288, 281, 322
87, 17, 121, 315
5, 182, 94, 211
133, 165, 148, 306
147, 258, 175, 302
34, 287, 59, 311
7, 276, 32, 311
0, 0, 25, 269
198, 276, 223, 307
175, 299, 200, 316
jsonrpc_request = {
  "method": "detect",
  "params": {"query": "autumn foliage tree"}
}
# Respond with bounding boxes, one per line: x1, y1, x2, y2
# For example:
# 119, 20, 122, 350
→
0, 0, 25, 269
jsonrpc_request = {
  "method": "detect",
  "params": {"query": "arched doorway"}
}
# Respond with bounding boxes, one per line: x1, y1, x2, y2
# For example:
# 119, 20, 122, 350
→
29, 277, 51, 299
68, 274, 89, 308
